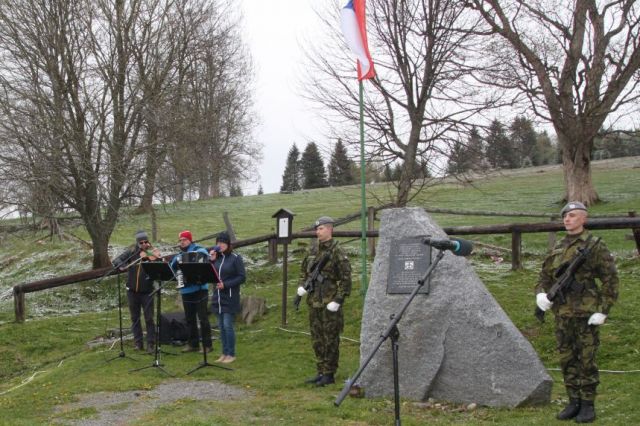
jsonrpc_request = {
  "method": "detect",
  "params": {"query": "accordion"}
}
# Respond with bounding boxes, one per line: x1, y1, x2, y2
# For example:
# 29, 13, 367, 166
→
175, 251, 210, 288
177, 251, 209, 264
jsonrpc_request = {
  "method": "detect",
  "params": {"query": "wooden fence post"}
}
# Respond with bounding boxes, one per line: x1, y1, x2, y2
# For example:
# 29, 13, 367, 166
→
281, 242, 288, 327
367, 206, 376, 257
223, 211, 236, 241
268, 238, 278, 264
511, 230, 522, 270
548, 215, 557, 250
629, 211, 640, 256
14, 286, 25, 323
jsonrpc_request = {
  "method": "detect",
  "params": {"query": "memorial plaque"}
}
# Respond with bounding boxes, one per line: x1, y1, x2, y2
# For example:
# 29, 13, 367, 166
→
386, 236, 431, 294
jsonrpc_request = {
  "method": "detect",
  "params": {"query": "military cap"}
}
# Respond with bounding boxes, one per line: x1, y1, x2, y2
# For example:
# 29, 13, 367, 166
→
560, 201, 587, 217
314, 216, 335, 228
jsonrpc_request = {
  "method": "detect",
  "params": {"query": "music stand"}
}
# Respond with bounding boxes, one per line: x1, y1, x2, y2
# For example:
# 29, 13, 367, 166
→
179, 262, 233, 374
130, 262, 175, 376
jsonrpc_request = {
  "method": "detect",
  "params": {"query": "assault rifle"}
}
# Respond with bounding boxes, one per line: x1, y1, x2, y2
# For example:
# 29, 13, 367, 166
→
535, 235, 600, 322
293, 248, 333, 311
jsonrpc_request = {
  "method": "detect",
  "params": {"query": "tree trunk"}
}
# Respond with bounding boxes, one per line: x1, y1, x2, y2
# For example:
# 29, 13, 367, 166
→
138, 181, 155, 214
559, 133, 599, 205
137, 140, 160, 214
87, 227, 111, 269
210, 167, 221, 198
395, 125, 421, 206
175, 172, 184, 202
136, 131, 166, 214
396, 165, 413, 207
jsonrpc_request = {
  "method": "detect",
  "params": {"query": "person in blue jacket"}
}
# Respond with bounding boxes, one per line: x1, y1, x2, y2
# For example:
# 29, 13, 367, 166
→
210, 231, 245, 364
170, 230, 212, 353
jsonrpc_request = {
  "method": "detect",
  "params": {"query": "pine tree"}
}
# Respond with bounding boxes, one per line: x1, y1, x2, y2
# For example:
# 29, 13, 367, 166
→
280, 143, 301, 193
447, 140, 470, 174
534, 131, 556, 165
509, 116, 538, 166
485, 119, 517, 169
229, 183, 243, 197
383, 164, 394, 182
448, 126, 488, 174
467, 126, 486, 170
257, 184, 264, 195
300, 142, 327, 189
328, 139, 355, 186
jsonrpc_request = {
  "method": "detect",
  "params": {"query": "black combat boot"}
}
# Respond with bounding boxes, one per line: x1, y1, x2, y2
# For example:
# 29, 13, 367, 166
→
304, 373, 323, 384
575, 400, 595, 423
556, 398, 581, 420
316, 373, 335, 387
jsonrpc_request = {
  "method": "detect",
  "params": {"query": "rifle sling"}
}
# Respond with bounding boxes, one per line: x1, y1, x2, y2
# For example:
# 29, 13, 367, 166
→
553, 235, 597, 300
308, 241, 338, 287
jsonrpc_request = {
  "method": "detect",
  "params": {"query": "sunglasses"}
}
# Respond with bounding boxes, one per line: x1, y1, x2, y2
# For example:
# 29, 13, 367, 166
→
139, 240, 150, 245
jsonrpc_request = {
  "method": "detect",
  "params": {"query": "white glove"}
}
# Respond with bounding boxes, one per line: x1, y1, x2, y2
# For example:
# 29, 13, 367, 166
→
588, 313, 607, 326
297, 286, 307, 297
326, 301, 341, 312
536, 293, 553, 311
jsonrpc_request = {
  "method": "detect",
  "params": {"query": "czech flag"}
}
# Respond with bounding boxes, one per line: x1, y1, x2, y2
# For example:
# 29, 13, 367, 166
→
340, 0, 375, 80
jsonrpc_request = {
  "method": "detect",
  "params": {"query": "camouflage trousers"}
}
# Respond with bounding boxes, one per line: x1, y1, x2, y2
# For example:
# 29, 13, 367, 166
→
309, 306, 344, 375
554, 316, 600, 401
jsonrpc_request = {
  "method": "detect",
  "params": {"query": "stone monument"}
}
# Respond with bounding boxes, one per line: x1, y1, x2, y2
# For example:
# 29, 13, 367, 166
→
358, 207, 552, 407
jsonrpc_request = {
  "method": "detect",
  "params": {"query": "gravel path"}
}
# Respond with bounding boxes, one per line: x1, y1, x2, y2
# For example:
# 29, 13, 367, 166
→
53, 379, 250, 425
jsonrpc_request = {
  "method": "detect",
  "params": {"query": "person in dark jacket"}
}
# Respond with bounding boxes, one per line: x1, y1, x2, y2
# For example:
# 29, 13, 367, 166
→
169, 230, 213, 353
210, 231, 245, 364
111, 230, 161, 353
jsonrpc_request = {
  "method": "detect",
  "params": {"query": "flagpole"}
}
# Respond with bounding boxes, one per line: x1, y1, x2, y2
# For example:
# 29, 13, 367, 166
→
359, 79, 368, 296
340, 0, 372, 296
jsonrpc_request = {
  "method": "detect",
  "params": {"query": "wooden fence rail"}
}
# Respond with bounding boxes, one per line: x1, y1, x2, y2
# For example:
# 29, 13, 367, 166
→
12, 217, 640, 322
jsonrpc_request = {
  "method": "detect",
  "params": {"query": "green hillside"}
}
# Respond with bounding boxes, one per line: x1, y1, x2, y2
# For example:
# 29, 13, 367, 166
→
0, 158, 639, 424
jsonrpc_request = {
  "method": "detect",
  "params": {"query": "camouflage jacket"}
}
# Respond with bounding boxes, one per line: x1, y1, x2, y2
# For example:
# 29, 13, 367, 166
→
299, 239, 352, 308
535, 230, 619, 317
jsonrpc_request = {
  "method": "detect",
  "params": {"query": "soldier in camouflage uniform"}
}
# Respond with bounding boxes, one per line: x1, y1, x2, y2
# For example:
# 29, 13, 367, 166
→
297, 216, 352, 387
535, 202, 618, 423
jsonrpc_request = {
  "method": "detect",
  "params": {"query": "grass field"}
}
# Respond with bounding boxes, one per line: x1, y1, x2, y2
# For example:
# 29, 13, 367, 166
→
0, 159, 639, 424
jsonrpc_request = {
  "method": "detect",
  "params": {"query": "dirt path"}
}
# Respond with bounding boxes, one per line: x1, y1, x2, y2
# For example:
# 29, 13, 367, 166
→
53, 379, 250, 425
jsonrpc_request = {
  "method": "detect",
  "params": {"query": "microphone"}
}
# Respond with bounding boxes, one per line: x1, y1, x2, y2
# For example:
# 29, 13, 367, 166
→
422, 237, 473, 256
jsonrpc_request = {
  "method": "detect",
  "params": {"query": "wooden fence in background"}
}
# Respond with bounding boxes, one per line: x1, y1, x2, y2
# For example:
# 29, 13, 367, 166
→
11, 210, 640, 322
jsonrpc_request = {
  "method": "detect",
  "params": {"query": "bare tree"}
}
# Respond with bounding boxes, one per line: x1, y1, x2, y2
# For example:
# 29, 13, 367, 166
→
133, 0, 213, 213
159, 4, 260, 202
306, 0, 500, 206
470, 0, 640, 204
0, 0, 257, 266
0, 0, 149, 267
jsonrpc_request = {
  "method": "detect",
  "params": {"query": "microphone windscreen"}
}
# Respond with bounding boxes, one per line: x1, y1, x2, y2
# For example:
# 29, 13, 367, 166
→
452, 238, 473, 256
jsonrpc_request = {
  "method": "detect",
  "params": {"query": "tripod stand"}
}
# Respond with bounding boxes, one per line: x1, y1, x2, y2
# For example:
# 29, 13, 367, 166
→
179, 262, 233, 375
131, 262, 176, 376
106, 273, 138, 362
335, 249, 446, 426
99, 250, 138, 363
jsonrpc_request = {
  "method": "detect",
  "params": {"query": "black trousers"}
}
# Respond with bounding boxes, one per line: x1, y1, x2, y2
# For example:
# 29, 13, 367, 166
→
127, 290, 155, 348
181, 290, 212, 349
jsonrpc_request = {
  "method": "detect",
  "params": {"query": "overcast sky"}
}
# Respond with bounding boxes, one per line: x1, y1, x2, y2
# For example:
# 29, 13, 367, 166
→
240, 0, 332, 195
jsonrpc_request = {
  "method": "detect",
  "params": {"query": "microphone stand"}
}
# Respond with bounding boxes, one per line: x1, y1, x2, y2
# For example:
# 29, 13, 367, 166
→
100, 250, 139, 363
334, 249, 447, 426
